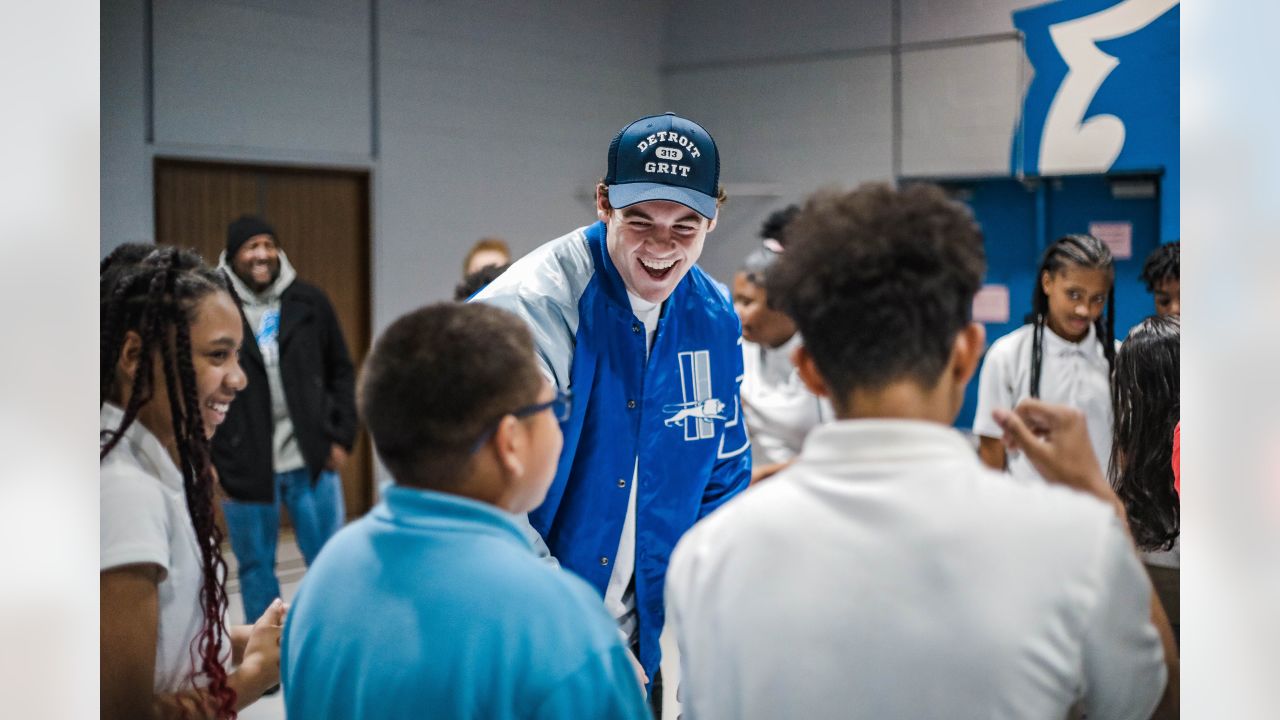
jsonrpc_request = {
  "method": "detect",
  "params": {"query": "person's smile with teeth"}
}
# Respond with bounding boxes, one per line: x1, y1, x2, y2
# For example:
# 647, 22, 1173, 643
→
603, 198, 716, 304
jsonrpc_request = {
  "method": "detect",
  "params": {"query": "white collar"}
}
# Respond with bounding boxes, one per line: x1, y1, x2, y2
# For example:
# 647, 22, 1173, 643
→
1043, 322, 1099, 356
100, 403, 185, 493
626, 290, 661, 319
800, 418, 976, 466
758, 332, 803, 379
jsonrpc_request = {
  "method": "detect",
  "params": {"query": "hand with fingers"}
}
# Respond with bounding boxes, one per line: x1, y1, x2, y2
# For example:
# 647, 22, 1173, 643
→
235, 598, 288, 702
992, 398, 1124, 517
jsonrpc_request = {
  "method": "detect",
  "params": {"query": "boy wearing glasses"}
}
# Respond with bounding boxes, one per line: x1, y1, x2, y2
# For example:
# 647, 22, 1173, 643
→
281, 303, 649, 719
472, 113, 752, 699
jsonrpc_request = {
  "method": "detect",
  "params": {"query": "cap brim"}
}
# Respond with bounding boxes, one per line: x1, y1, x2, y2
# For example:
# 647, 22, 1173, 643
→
608, 183, 717, 220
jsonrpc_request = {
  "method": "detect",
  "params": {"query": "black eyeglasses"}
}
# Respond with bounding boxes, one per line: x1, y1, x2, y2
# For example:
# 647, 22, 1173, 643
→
470, 389, 572, 453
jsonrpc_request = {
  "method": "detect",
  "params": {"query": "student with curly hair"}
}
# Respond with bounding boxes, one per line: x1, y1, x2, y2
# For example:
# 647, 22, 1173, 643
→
666, 183, 1175, 719
1140, 241, 1180, 317
973, 234, 1116, 483
101, 244, 283, 719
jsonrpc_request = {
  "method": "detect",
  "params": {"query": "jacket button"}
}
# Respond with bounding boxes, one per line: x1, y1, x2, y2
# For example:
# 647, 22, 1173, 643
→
627, 399, 636, 409
600, 556, 610, 566
632, 322, 642, 334
617, 478, 626, 488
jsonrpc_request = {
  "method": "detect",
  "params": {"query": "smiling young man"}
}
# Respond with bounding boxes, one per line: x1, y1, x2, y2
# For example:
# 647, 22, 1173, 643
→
472, 113, 751, 701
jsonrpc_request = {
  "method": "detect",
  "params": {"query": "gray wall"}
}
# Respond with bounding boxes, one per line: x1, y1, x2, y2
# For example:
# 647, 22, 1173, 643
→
374, 0, 662, 329
662, 0, 1035, 282
102, 0, 664, 333
102, 0, 1032, 320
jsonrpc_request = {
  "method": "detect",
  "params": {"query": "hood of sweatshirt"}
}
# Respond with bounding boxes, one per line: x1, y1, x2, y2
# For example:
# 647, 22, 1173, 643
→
217, 247, 298, 308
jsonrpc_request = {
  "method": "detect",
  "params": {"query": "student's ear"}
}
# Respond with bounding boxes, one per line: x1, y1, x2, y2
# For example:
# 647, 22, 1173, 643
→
791, 345, 830, 398
491, 414, 526, 479
706, 214, 718, 233
1040, 269, 1053, 295
116, 330, 144, 384
595, 184, 612, 222
950, 322, 986, 386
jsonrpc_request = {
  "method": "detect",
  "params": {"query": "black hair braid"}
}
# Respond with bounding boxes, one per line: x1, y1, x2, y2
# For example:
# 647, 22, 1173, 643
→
100, 279, 132, 406
1101, 284, 1116, 371
1030, 313, 1046, 398
99, 245, 239, 716
101, 260, 171, 460
171, 308, 236, 717
101, 242, 155, 277
1027, 234, 1115, 399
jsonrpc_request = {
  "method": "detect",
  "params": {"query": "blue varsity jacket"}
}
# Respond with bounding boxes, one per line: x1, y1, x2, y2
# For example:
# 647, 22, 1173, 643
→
473, 220, 752, 678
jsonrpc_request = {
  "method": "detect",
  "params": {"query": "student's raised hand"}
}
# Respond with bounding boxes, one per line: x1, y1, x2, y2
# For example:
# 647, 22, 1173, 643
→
992, 399, 1119, 511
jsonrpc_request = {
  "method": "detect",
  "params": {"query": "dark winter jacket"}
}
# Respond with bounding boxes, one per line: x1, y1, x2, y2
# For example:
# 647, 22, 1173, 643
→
212, 279, 358, 502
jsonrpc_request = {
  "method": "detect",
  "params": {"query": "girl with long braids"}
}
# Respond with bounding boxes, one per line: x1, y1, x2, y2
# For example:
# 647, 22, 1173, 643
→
101, 244, 283, 719
973, 234, 1116, 483
1110, 313, 1181, 637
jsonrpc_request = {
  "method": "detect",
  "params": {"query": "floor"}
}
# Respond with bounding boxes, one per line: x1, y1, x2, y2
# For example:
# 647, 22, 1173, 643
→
225, 534, 303, 720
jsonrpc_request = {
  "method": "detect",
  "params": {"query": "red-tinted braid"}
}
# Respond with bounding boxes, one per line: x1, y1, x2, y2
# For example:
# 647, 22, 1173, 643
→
100, 246, 239, 717
170, 309, 237, 717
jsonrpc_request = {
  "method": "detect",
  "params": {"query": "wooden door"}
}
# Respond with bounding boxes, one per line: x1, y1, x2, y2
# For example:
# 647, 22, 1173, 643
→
154, 159, 373, 521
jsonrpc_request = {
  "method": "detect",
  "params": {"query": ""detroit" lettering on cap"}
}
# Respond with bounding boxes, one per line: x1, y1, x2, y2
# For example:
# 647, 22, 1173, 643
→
604, 112, 721, 220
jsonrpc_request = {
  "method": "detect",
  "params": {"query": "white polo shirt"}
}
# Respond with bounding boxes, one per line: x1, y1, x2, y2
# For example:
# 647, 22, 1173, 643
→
740, 333, 831, 466
100, 403, 230, 693
666, 419, 1165, 720
972, 323, 1113, 483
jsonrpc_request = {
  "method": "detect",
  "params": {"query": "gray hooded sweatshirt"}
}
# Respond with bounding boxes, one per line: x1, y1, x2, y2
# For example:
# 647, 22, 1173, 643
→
218, 249, 306, 474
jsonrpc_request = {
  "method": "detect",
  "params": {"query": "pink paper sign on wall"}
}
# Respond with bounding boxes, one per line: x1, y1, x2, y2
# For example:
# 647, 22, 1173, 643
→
1088, 221, 1133, 259
972, 284, 1010, 324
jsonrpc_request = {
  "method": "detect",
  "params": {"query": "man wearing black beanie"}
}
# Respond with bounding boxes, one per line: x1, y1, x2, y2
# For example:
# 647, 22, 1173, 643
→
213, 214, 358, 625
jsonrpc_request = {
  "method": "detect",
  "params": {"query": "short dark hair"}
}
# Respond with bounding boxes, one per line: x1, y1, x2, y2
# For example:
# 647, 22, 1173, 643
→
1140, 241, 1180, 292
358, 303, 542, 489
759, 204, 800, 246
454, 263, 510, 301
767, 182, 985, 403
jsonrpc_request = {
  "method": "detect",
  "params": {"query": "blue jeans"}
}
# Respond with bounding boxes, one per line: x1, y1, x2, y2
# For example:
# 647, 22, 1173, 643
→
223, 468, 345, 622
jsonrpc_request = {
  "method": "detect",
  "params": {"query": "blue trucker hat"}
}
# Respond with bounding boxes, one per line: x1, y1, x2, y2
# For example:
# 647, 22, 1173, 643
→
605, 112, 720, 220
